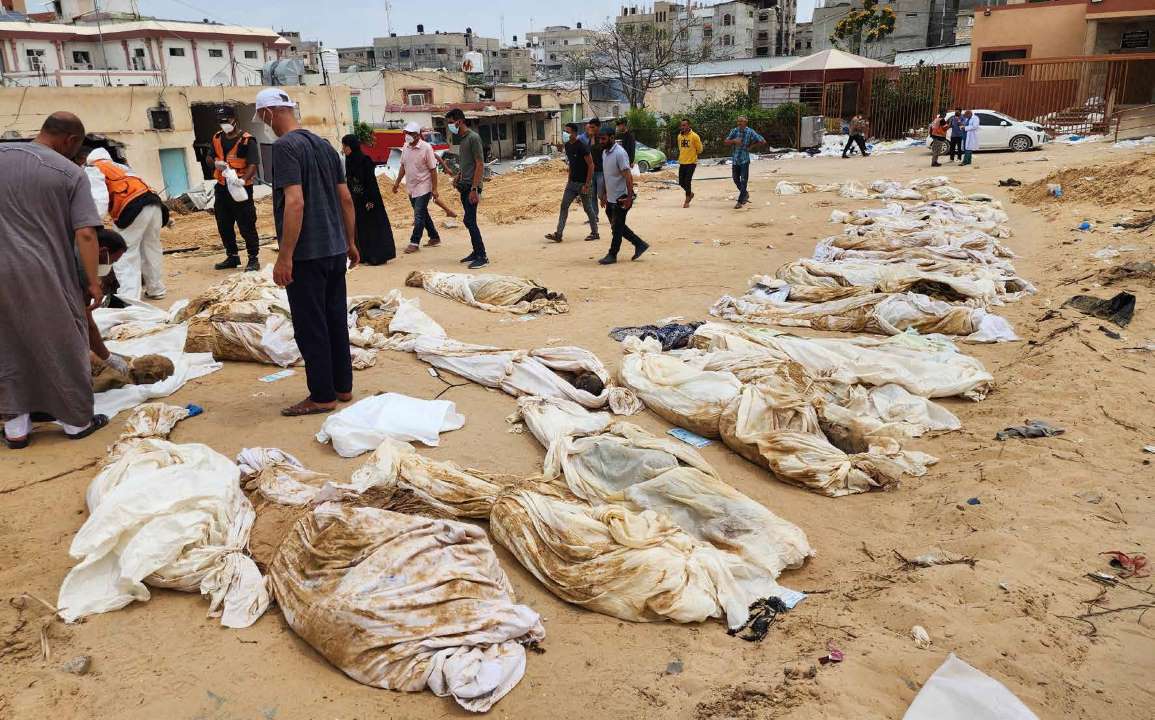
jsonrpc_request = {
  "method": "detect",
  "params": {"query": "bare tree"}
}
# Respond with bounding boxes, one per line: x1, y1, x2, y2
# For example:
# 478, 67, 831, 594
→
585, 19, 715, 110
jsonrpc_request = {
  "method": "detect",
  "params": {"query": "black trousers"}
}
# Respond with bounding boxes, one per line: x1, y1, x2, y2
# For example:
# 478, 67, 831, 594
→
842, 134, 868, 157
949, 136, 964, 161
678, 163, 696, 195
607, 201, 644, 257
285, 253, 352, 404
457, 182, 487, 259
215, 184, 260, 258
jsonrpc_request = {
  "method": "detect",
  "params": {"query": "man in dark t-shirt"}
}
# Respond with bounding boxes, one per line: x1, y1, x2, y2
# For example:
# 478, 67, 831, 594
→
615, 118, 636, 164
545, 122, 599, 242
255, 87, 359, 417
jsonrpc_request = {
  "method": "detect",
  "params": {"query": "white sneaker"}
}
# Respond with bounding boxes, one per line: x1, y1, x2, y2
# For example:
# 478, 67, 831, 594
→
145, 289, 167, 300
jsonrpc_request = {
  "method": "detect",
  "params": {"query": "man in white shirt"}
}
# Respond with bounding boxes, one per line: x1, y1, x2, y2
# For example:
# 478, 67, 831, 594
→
392, 121, 442, 253
596, 126, 649, 265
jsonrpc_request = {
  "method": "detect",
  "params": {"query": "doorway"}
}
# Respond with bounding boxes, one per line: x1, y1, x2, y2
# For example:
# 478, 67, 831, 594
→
158, 148, 190, 198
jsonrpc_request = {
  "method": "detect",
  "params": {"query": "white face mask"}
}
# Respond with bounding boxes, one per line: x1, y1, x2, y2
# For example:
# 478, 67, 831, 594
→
406, 133, 419, 145
562, 131, 571, 142
97, 263, 112, 276
447, 122, 459, 135
220, 123, 235, 133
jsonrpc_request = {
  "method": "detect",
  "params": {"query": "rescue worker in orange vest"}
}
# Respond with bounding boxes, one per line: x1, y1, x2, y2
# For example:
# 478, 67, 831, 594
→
84, 147, 167, 301
206, 105, 261, 272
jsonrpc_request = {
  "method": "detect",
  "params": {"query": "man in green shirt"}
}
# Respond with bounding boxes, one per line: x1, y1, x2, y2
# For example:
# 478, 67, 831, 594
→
446, 108, 489, 269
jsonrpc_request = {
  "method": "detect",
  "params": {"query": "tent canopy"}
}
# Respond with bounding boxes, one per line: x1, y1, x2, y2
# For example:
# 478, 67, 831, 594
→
759, 49, 895, 85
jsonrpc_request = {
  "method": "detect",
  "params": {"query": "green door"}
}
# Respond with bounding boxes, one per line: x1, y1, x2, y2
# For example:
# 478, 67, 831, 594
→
351, 95, 360, 125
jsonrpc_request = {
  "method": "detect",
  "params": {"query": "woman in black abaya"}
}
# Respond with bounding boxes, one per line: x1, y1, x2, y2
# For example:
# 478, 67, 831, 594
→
341, 134, 396, 265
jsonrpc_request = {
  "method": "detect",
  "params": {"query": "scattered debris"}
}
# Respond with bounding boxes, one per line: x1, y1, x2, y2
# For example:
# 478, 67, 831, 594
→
1076, 221, 1092, 231
667, 427, 712, 448
995, 420, 1065, 441
783, 663, 818, 680
999, 582, 1011, 593
1102, 551, 1149, 578
893, 549, 977, 569
1102, 261, 1155, 284
1064, 291, 1136, 327
818, 640, 844, 665
1091, 245, 1140, 261
1099, 325, 1122, 340
59, 655, 91, 675
903, 654, 1039, 720
1074, 490, 1104, 504
1112, 213, 1155, 231
665, 660, 684, 675
997, 178, 1022, 187
966, 497, 981, 506
911, 625, 931, 649
608, 321, 704, 351
1143, 446, 1155, 454
259, 369, 295, 383
728, 597, 789, 642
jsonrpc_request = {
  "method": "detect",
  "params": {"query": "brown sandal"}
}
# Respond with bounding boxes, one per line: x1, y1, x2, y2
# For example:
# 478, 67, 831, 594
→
281, 399, 337, 417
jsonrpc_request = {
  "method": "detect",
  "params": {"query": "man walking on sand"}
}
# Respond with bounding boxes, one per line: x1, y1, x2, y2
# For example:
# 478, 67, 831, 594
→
256, 88, 360, 417
725, 116, 765, 209
445, 107, 490, 269
392, 121, 443, 254
948, 107, 965, 163
579, 118, 604, 229
842, 114, 870, 158
597, 126, 648, 265
1, 112, 109, 448
545, 122, 597, 243
677, 118, 702, 208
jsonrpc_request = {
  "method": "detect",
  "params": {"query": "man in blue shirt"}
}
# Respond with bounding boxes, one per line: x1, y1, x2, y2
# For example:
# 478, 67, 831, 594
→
256, 87, 359, 417
948, 107, 965, 162
724, 116, 765, 208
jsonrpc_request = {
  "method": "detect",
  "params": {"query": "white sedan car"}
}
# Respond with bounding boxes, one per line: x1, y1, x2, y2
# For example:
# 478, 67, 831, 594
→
929, 110, 1050, 152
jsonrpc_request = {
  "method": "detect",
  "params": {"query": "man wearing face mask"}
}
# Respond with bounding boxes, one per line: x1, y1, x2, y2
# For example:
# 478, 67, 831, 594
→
0, 112, 108, 448
255, 88, 360, 417
392, 121, 442, 254
207, 106, 261, 272
445, 107, 489, 269
544, 122, 596, 243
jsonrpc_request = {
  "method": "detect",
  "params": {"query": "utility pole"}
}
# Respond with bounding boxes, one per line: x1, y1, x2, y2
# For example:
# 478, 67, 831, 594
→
384, 0, 392, 34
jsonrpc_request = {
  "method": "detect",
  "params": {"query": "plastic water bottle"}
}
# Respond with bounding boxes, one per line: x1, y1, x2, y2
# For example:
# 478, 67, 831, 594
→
1047, 183, 1063, 198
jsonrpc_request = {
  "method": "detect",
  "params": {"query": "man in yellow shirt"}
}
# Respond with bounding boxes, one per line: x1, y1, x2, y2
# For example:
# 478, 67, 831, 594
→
676, 118, 703, 208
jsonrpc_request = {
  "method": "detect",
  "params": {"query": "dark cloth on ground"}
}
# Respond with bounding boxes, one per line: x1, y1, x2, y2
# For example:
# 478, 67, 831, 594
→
285, 253, 353, 404
342, 135, 396, 265
609, 321, 704, 350
1064, 291, 1136, 327
215, 184, 261, 258
272, 129, 348, 262
995, 419, 1065, 441
0, 142, 102, 427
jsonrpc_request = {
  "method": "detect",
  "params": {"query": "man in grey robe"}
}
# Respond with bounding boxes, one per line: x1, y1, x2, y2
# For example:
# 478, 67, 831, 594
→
0, 112, 108, 448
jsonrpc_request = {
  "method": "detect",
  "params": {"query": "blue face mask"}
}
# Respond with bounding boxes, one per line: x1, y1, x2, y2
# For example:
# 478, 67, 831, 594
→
448, 123, 459, 135
562, 131, 571, 142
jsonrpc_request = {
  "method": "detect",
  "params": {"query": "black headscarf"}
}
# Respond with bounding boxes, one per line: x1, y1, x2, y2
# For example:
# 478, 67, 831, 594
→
342, 134, 368, 182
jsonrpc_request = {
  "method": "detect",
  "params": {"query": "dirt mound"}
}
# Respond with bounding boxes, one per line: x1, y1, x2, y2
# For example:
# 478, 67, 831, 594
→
1015, 152, 1155, 206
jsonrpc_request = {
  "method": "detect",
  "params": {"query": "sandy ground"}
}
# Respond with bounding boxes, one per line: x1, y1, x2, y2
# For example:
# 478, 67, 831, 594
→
2, 140, 1153, 720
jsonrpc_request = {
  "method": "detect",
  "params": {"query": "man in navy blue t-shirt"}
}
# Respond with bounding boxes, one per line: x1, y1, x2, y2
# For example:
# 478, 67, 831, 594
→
255, 87, 359, 417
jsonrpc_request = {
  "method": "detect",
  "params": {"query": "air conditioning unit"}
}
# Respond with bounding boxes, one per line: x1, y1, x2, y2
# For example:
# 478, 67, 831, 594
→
799, 115, 824, 149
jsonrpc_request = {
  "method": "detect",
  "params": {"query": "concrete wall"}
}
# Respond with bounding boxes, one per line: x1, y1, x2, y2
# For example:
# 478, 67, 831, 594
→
0, 84, 351, 195
970, 3, 1088, 63
647, 74, 751, 114
307, 70, 469, 125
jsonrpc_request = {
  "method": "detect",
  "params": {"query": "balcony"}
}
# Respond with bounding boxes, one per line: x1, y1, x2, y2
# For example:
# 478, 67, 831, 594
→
1, 69, 165, 87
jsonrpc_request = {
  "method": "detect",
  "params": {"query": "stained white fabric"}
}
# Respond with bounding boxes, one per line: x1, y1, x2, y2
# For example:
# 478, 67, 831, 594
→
316, 392, 466, 457
903, 654, 1038, 720
406, 270, 568, 315
58, 404, 269, 628
95, 324, 222, 419
269, 502, 544, 713
415, 336, 643, 415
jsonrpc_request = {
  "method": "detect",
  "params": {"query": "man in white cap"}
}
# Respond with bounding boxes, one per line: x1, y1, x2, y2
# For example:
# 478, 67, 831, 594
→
391, 121, 442, 254
253, 87, 360, 417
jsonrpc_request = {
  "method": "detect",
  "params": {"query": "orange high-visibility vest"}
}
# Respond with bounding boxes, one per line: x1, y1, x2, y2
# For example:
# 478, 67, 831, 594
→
93, 160, 150, 223
212, 130, 255, 186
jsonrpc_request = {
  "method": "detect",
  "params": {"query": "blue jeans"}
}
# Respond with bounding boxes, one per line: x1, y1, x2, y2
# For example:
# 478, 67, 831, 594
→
408, 192, 440, 246
457, 182, 486, 259
732, 162, 750, 202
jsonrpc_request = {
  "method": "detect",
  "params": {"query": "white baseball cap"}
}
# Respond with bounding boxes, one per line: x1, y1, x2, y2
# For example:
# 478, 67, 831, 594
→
403, 121, 421, 134
254, 87, 297, 115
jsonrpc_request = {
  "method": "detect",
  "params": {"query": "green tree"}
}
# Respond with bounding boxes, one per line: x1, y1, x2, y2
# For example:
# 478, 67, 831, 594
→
830, 0, 896, 56
352, 121, 375, 146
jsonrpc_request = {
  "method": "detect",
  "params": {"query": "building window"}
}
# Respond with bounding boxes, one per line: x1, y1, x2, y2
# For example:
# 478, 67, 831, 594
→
25, 48, 45, 71
399, 49, 410, 58
528, 93, 542, 108
244, 50, 258, 59
131, 47, 146, 70
759, 11, 769, 21
72, 50, 92, 67
980, 48, 1027, 77
723, 13, 732, 26
168, 47, 185, 57
455, 49, 463, 56
383, 50, 393, 57
416, 48, 425, 55
723, 35, 733, 46
208, 49, 224, 58
437, 47, 447, 54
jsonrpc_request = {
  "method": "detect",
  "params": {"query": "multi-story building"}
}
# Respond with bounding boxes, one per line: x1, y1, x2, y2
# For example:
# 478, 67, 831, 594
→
278, 30, 321, 73
622, 1, 797, 59
526, 24, 596, 78
794, 21, 813, 54
342, 26, 532, 82
811, 0, 967, 61
0, 8, 289, 87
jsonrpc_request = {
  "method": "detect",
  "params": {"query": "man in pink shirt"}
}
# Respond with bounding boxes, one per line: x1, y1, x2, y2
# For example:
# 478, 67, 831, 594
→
391, 121, 441, 254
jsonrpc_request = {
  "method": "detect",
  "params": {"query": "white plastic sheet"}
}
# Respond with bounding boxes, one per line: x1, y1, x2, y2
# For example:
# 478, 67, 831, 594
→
903, 654, 1038, 720
95, 324, 222, 419
316, 393, 466, 457
57, 404, 269, 628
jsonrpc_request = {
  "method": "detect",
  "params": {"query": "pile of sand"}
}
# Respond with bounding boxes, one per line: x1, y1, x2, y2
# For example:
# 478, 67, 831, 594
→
1015, 152, 1155, 206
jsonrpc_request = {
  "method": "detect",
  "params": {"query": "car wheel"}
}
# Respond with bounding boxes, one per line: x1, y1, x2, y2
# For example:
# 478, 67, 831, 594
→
1010, 135, 1032, 152
637, 160, 651, 173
